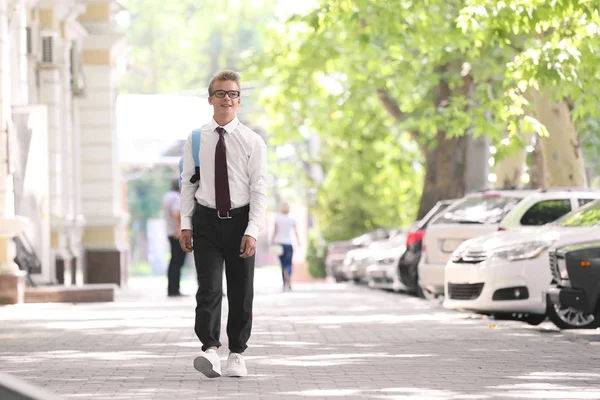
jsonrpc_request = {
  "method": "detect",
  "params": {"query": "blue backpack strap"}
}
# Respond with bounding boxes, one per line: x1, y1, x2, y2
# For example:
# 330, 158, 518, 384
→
191, 129, 201, 167
189, 129, 201, 184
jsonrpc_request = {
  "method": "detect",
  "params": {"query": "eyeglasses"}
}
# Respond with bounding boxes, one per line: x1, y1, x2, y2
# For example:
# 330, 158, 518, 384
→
211, 90, 240, 99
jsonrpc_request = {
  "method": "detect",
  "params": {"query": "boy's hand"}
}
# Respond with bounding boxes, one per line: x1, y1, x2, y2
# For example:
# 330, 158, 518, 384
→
240, 235, 256, 258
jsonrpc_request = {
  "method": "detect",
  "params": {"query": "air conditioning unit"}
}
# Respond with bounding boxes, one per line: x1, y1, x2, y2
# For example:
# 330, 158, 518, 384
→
40, 35, 55, 65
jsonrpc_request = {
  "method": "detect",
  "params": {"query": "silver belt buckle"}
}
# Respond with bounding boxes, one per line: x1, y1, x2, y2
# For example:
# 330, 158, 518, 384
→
217, 210, 232, 219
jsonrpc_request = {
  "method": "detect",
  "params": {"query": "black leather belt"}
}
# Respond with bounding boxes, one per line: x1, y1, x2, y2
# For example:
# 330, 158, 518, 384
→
196, 203, 250, 219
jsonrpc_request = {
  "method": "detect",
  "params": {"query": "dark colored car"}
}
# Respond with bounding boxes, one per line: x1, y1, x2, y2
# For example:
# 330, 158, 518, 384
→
547, 240, 600, 329
398, 199, 455, 297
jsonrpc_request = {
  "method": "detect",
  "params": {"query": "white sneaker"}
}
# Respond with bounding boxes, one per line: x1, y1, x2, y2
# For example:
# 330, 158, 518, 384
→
225, 352, 247, 377
193, 349, 221, 378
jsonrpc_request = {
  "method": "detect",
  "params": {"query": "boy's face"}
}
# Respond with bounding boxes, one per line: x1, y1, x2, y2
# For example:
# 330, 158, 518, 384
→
208, 80, 241, 120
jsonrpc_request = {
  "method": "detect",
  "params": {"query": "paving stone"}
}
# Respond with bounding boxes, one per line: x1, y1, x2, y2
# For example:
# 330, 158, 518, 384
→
1, 269, 600, 399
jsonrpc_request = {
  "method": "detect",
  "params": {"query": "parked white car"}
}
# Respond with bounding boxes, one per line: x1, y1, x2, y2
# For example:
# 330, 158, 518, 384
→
418, 189, 600, 297
443, 200, 600, 328
343, 230, 406, 283
366, 236, 407, 292
343, 246, 375, 283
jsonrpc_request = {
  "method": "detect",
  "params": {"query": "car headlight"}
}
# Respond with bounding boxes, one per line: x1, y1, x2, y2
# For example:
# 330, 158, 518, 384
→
450, 240, 474, 262
450, 249, 463, 262
377, 257, 396, 265
489, 241, 552, 262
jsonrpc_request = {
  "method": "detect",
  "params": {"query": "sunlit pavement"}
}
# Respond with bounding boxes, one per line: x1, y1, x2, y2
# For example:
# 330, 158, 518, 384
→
1, 268, 600, 400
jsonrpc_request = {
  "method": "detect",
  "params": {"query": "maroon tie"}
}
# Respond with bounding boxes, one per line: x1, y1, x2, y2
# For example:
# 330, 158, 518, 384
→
215, 127, 231, 214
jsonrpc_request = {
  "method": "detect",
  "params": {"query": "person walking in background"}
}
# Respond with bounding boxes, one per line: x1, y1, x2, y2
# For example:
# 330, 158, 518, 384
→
162, 179, 186, 297
179, 70, 267, 378
271, 201, 301, 291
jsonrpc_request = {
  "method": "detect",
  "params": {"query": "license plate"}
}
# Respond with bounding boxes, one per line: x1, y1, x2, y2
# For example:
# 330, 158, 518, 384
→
441, 239, 464, 253
372, 270, 386, 278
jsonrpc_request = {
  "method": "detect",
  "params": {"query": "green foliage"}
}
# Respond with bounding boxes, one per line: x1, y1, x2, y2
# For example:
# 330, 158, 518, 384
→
130, 261, 152, 276
127, 166, 173, 222
121, 0, 600, 241
556, 200, 600, 227
306, 229, 327, 279
315, 130, 422, 242
459, 0, 600, 133
246, 0, 600, 240
120, 0, 279, 94
247, 1, 431, 239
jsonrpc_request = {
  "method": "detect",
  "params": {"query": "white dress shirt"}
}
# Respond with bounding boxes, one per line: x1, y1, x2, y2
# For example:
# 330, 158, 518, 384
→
180, 116, 268, 239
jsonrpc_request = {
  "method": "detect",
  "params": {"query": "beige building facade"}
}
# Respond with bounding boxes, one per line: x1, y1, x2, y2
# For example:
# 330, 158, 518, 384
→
0, 0, 128, 296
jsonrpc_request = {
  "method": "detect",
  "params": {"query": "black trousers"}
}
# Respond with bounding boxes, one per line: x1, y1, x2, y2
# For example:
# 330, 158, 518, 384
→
167, 236, 187, 295
192, 203, 254, 354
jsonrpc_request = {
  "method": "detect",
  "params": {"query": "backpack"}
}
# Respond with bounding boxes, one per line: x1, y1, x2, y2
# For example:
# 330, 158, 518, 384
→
178, 129, 201, 189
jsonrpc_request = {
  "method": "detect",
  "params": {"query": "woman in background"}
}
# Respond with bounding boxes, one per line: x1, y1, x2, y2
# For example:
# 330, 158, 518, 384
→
271, 202, 301, 291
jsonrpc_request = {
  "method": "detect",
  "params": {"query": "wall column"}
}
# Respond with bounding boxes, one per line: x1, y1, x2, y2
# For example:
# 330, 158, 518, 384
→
0, 0, 27, 303
37, 6, 70, 284
0, 0, 19, 273
78, 1, 128, 286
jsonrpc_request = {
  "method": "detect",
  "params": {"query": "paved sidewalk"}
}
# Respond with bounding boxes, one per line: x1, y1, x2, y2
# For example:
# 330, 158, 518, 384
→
1, 268, 600, 400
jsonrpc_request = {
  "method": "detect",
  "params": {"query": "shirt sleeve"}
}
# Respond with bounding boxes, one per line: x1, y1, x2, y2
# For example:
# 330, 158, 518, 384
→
244, 135, 268, 240
180, 132, 198, 230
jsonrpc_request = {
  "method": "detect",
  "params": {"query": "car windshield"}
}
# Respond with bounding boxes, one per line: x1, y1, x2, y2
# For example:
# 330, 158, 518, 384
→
433, 195, 523, 225
369, 238, 403, 251
416, 201, 453, 230
553, 200, 600, 227
351, 228, 390, 245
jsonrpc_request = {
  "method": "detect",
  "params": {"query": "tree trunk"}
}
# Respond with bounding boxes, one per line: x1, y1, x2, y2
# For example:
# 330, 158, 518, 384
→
529, 135, 546, 188
462, 71, 490, 194
417, 134, 468, 219
378, 66, 474, 219
418, 148, 440, 220
493, 131, 532, 189
494, 149, 526, 188
416, 66, 468, 218
465, 134, 490, 193
528, 90, 587, 187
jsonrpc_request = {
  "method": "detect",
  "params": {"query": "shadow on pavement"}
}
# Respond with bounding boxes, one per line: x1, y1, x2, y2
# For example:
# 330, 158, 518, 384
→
1, 272, 599, 399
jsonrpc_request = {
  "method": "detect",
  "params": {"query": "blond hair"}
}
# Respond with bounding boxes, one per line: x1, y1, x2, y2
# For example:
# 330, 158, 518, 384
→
279, 201, 290, 214
208, 70, 241, 95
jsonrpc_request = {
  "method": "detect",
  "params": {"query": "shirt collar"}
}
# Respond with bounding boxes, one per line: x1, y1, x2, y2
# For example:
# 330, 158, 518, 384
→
210, 116, 239, 134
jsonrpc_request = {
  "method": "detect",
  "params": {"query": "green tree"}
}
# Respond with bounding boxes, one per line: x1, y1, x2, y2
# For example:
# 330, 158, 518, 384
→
458, 0, 600, 186
120, 0, 279, 94
306, 229, 327, 279
249, 0, 600, 240
126, 166, 173, 265
127, 166, 172, 221
248, 0, 489, 233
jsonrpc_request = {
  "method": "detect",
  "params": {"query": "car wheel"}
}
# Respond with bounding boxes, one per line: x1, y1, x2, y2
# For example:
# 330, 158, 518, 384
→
546, 295, 597, 329
523, 314, 546, 326
418, 285, 438, 300
398, 252, 421, 294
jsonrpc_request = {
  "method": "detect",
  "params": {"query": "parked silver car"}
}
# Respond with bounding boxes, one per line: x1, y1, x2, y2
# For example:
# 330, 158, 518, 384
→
343, 230, 406, 284
366, 233, 408, 291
